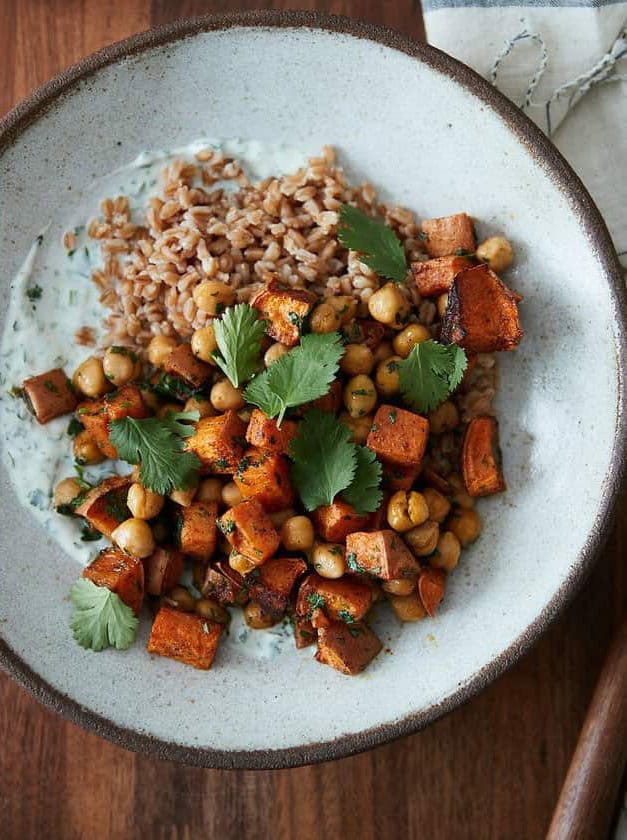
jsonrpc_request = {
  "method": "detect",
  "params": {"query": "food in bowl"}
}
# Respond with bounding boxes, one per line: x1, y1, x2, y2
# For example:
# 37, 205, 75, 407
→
17, 146, 523, 675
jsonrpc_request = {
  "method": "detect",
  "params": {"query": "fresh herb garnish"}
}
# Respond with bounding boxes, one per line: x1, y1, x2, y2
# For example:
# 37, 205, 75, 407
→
80, 521, 103, 542
70, 578, 138, 651
341, 446, 383, 513
245, 332, 344, 425
398, 339, 467, 414
26, 285, 43, 301
337, 204, 407, 284
151, 371, 201, 401
212, 303, 266, 388
338, 609, 355, 624
307, 592, 326, 614
67, 417, 84, 438
108, 410, 200, 495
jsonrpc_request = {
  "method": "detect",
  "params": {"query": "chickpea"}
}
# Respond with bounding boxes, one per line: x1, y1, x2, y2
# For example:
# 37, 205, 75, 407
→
428, 400, 460, 435
184, 395, 216, 418
196, 598, 230, 624
343, 374, 377, 418
53, 477, 82, 509
431, 531, 461, 571
387, 490, 429, 532
102, 346, 141, 388
310, 302, 341, 334
476, 235, 513, 273
210, 379, 245, 412
375, 355, 402, 398
190, 325, 218, 364
373, 341, 394, 364
448, 508, 482, 546
422, 488, 451, 523
73, 430, 105, 465
111, 517, 155, 558
157, 402, 183, 420
393, 323, 430, 359
448, 472, 475, 509
127, 483, 164, 519
221, 481, 242, 508
327, 295, 358, 325
264, 342, 289, 367
166, 585, 196, 612
382, 577, 416, 596
408, 492, 429, 526
340, 412, 373, 445
197, 478, 223, 504
437, 293, 449, 319
244, 601, 278, 629
229, 552, 257, 576
147, 335, 178, 368
170, 486, 197, 507
269, 508, 296, 528
192, 280, 235, 315
405, 520, 439, 557
340, 343, 375, 376
281, 516, 315, 551
312, 543, 345, 579
388, 593, 427, 622
72, 356, 109, 398
367, 283, 410, 329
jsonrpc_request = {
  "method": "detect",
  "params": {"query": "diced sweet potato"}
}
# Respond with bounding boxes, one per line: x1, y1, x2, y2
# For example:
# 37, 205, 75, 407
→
22, 368, 77, 424
143, 546, 184, 596
218, 499, 280, 564
295, 573, 373, 622
163, 344, 212, 388
245, 409, 298, 455
234, 448, 295, 512
440, 264, 523, 352
74, 475, 132, 538
202, 563, 243, 605
316, 621, 382, 675
178, 501, 218, 560
82, 547, 144, 615
461, 415, 506, 497
420, 467, 451, 495
186, 411, 247, 474
411, 255, 475, 297
147, 606, 223, 669
367, 405, 429, 468
250, 277, 316, 346
418, 567, 446, 617
381, 462, 421, 491
311, 607, 331, 630
346, 530, 418, 581
421, 212, 476, 258
312, 500, 371, 542
247, 557, 308, 616
78, 384, 148, 458
293, 617, 317, 648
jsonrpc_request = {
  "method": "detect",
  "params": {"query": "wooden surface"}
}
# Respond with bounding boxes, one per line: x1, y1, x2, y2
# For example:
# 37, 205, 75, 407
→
0, 2, 625, 839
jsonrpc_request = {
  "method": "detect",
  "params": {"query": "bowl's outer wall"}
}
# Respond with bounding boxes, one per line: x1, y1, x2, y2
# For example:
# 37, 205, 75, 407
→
0, 12, 625, 769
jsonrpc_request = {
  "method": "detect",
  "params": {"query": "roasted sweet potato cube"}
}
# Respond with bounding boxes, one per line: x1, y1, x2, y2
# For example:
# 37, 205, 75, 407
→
411, 255, 475, 298
106, 384, 148, 422
346, 530, 418, 581
164, 343, 212, 388
186, 411, 248, 474
381, 462, 421, 491
440, 264, 523, 352
22, 368, 77, 424
420, 467, 451, 495
250, 277, 316, 346
202, 563, 242, 605
316, 621, 382, 675
82, 547, 144, 615
367, 405, 429, 468
147, 606, 223, 669
461, 415, 506, 497
245, 409, 298, 455
178, 501, 218, 560
312, 500, 371, 542
143, 546, 184, 596
234, 448, 295, 512
296, 573, 373, 622
247, 557, 308, 616
74, 475, 132, 539
218, 499, 280, 564
293, 616, 317, 649
418, 567, 446, 617
421, 212, 476, 258
78, 384, 148, 458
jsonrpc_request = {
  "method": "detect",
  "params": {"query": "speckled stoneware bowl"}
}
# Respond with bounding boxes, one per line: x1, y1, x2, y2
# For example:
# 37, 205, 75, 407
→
0, 11, 625, 769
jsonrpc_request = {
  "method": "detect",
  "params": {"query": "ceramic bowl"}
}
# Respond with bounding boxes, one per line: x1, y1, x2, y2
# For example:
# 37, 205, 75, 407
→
0, 11, 625, 769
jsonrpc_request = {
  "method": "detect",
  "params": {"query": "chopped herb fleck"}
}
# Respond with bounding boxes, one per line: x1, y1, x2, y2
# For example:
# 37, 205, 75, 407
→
388, 410, 397, 424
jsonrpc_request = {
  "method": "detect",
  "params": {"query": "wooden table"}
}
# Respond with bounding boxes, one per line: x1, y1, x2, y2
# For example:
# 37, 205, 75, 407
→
1, 2, 625, 838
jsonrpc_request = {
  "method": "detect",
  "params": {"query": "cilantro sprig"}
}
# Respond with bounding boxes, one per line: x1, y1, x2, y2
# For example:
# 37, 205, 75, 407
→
398, 340, 467, 414
338, 204, 407, 284
108, 410, 200, 495
212, 303, 266, 387
244, 332, 344, 425
70, 578, 138, 651
341, 445, 383, 513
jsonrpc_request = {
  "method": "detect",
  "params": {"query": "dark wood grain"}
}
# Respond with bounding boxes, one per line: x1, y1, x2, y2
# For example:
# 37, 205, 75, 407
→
0, 2, 624, 838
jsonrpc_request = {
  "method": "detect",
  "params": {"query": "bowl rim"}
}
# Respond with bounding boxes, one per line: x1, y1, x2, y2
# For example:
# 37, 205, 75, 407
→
0, 8, 625, 771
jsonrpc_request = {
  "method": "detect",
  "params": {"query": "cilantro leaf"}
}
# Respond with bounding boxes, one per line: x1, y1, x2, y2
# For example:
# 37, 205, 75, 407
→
70, 578, 138, 651
342, 446, 383, 514
398, 340, 467, 414
244, 332, 344, 425
289, 409, 357, 511
212, 303, 266, 387
108, 410, 200, 495
337, 204, 407, 283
